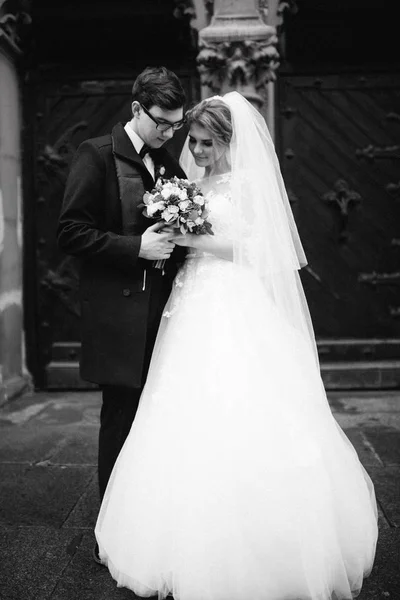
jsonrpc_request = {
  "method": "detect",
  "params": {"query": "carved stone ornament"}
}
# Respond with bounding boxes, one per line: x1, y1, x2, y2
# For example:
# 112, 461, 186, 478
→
197, 37, 279, 93
259, 0, 298, 28
173, 0, 214, 38
322, 179, 362, 242
173, 0, 196, 21
174, 0, 214, 20
0, 0, 31, 56
172, 0, 198, 46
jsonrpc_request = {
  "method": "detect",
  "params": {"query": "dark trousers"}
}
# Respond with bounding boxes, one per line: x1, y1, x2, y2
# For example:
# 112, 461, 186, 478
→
98, 384, 141, 499
97, 269, 171, 500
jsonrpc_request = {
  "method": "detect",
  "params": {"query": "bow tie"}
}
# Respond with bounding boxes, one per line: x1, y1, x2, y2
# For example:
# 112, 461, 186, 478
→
139, 144, 153, 159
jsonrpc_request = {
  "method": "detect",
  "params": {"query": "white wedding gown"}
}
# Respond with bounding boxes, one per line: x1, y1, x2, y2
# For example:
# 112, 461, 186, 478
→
95, 175, 378, 600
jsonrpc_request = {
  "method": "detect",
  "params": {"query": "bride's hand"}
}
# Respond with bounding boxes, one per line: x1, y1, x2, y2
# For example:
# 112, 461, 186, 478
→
159, 224, 195, 247
173, 233, 194, 247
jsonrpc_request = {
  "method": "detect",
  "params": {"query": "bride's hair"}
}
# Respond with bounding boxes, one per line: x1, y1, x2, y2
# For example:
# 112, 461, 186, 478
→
186, 99, 232, 146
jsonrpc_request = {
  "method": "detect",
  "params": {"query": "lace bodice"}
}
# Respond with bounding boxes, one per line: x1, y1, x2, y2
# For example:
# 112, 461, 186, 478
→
186, 173, 233, 259
163, 174, 234, 319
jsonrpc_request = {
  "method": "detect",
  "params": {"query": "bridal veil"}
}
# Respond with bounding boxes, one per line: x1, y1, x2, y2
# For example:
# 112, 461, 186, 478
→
180, 91, 318, 364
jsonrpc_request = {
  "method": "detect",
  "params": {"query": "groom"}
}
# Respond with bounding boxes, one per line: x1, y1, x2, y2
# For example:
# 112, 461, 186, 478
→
57, 66, 187, 561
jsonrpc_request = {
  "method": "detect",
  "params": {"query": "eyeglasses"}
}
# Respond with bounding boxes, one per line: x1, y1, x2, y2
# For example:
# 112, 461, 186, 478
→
140, 104, 186, 132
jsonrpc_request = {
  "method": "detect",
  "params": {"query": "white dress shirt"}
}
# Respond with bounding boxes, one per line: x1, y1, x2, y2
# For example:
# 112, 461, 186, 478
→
124, 121, 155, 180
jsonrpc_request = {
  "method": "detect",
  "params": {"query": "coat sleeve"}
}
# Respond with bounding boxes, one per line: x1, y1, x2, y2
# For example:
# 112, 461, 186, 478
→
57, 140, 141, 272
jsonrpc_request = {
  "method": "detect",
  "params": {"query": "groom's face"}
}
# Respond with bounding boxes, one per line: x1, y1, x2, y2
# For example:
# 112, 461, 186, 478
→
132, 102, 184, 148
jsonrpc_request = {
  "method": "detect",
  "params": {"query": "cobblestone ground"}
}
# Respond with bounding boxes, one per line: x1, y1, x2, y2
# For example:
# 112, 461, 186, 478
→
0, 389, 399, 600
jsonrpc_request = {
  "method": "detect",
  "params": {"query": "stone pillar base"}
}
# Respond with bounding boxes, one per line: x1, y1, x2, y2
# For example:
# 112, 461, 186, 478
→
0, 374, 32, 408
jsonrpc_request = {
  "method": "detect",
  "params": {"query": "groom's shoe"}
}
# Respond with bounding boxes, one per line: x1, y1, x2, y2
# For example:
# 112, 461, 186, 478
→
92, 542, 104, 566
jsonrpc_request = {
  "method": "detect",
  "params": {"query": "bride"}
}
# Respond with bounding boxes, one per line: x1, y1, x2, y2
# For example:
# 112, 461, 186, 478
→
95, 92, 378, 600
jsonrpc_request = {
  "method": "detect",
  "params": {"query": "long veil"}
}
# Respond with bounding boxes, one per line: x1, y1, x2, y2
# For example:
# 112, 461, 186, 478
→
180, 92, 319, 365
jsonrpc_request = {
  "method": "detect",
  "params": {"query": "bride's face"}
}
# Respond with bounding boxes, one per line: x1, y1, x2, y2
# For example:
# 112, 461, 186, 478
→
188, 124, 227, 169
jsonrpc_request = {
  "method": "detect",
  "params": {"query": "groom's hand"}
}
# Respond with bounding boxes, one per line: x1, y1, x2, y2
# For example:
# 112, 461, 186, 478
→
139, 221, 176, 261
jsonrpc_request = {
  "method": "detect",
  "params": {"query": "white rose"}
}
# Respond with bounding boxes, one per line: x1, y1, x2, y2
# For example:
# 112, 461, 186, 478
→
178, 188, 188, 201
147, 200, 165, 216
179, 200, 190, 211
143, 192, 155, 204
195, 217, 204, 225
161, 209, 175, 222
167, 205, 179, 213
161, 183, 174, 199
194, 195, 204, 206
171, 185, 181, 197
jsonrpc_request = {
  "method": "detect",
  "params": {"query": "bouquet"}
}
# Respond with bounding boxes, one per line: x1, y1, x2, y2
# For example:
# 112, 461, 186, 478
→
141, 176, 214, 269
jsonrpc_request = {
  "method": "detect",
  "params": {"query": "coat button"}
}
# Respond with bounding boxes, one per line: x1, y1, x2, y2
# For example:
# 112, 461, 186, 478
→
122, 288, 131, 297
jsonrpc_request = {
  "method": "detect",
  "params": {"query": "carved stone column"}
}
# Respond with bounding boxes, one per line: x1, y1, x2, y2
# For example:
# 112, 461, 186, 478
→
197, 0, 279, 123
0, 0, 32, 405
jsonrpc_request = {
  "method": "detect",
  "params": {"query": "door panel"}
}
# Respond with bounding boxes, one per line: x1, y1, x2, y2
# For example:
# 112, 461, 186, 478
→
278, 73, 400, 359
26, 71, 400, 387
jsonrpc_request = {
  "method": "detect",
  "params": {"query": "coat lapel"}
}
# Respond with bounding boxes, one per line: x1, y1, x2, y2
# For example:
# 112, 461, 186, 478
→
111, 123, 155, 191
111, 123, 186, 184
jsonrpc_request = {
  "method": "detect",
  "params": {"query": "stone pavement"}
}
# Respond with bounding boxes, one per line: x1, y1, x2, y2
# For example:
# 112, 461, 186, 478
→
0, 389, 399, 600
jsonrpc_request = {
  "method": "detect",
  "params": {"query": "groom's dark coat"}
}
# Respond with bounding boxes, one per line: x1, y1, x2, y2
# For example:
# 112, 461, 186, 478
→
57, 123, 186, 388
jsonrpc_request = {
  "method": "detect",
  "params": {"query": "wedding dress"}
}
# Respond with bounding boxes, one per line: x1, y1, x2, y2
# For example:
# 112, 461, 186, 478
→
95, 173, 378, 600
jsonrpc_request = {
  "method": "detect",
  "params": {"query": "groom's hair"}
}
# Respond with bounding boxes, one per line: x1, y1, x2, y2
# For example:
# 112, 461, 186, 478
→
132, 66, 186, 110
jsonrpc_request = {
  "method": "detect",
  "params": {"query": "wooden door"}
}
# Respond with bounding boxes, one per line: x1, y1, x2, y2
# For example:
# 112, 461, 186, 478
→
24, 75, 197, 388
278, 72, 400, 363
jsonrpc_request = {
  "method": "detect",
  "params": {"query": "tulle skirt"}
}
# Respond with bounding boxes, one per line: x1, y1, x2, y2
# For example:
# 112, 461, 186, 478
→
95, 256, 378, 600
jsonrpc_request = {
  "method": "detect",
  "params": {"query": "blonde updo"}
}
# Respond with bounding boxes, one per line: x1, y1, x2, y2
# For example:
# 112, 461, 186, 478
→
186, 98, 232, 147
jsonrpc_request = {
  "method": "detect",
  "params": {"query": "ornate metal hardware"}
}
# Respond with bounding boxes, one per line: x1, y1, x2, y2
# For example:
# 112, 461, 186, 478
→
356, 110, 400, 202
40, 257, 80, 318
358, 271, 400, 287
281, 106, 297, 119
356, 144, 400, 162
37, 121, 88, 184
322, 179, 362, 242
386, 181, 400, 199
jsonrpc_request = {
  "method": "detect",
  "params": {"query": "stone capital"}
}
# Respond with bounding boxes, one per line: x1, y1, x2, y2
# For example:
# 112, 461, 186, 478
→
196, 0, 280, 106
197, 37, 279, 103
